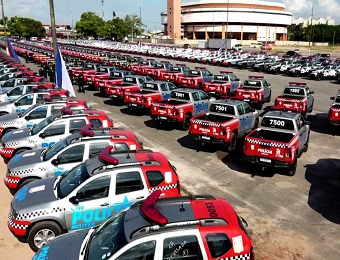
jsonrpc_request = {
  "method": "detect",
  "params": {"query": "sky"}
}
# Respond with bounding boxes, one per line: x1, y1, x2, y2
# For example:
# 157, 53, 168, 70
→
3, 0, 340, 30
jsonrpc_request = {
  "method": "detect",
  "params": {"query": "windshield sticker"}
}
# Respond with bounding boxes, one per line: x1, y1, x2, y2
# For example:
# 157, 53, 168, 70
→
23, 152, 36, 157
54, 167, 68, 176
29, 185, 45, 193
232, 236, 244, 253
32, 246, 50, 260
70, 196, 133, 230
15, 186, 28, 201
42, 142, 56, 148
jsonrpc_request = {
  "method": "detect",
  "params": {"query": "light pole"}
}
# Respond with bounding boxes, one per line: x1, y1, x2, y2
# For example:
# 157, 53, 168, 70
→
101, 0, 104, 19
139, 0, 142, 22
0, 0, 7, 42
226, 0, 229, 41
308, 2, 314, 55
71, 15, 73, 29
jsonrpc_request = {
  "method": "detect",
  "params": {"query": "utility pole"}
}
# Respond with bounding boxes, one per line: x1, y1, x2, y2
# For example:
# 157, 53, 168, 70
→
333, 31, 336, 46
0, 0, 7, 42
308, 2, 314, 55
139, 0, 142, 22
226, 0, 229, 41
48, 0, 58, 71
101, 0, 104, 19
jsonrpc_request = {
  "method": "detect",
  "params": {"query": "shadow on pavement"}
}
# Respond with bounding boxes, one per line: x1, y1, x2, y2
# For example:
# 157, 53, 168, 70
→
307, 112, 340, 136
176, 135, 218, 153
143, 119, 177, 132
305, 158, 340, 224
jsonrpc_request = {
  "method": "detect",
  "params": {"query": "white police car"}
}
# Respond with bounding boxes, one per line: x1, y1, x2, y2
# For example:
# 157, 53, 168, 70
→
0, 84, 36, 103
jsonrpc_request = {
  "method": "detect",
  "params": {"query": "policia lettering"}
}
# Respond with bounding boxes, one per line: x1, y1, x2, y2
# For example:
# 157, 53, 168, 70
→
71, 196, 132, 230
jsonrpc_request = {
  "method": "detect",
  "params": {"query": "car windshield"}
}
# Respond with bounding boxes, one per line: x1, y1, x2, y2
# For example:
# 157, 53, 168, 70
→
31, 116, 54, 135
20, 103, 41, 117
58, 162, 91, 199
87, 211, 127, 260
43, 138, 68, 161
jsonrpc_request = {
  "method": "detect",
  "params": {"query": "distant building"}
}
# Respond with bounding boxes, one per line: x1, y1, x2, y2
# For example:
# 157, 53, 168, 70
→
44, 24, 73, 38
292, 16, 335, 27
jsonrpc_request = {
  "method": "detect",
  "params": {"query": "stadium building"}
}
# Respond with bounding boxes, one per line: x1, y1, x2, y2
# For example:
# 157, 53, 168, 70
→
161, 0, 293, 42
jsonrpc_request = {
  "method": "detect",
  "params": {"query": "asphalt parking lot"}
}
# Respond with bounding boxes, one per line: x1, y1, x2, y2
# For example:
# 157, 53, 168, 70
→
1, 48, 340, 259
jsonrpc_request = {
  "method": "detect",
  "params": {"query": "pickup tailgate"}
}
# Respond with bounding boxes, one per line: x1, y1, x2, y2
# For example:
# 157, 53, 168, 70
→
244, 129, 298, 163
203, 81, 231, 95
106, 84, 139, 97
328, 105, 340, 121
274, 96, 306, 112
235, 88, 261, 101
125, 91, 161, 108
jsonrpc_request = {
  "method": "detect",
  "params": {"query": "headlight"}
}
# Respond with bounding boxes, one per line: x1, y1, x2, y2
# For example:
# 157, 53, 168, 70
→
10, 206, 18, 220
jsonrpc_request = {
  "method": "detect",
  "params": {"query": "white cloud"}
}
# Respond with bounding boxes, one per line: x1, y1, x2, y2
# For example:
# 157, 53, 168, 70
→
281, 0, 311, 13
315, 0, 340, 16
4, 0, 49, 23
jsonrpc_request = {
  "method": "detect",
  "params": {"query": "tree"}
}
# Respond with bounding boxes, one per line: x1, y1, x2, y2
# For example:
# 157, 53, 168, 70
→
0, 17, 8, 25
75, 12, 106, 38
7, 16, 46, 38
124, 14, 144, 38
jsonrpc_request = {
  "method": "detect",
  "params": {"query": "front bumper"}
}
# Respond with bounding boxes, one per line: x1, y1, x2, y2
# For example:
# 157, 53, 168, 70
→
8, 209, 30, 238
243, 155, 292, 168
0, 147, 15, 159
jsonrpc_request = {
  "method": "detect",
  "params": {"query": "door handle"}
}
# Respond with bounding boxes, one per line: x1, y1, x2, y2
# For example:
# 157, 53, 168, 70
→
100, 202, 109, 207
136, 196, 145, 200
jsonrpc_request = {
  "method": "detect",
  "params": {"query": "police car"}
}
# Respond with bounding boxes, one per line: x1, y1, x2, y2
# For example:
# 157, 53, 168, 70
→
33, 190, 254, 260
0, 84, 37, 103
0, 110, 113, 160
0, 89, 72, 116
0, 97, 89, 137
4, 124, 144, 192
8, 146, 181, 252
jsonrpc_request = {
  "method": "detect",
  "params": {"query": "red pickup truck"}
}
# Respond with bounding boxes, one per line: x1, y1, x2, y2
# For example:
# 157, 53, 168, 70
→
70, 63, 100, 84
176, 67, 214, 89
83, 66, 117, 89
243, 111, 310, 176
124, 81, 177, 110
327, 91, 340, 129
189, 100, 259, 151
273, 82, 314, 116
128, 60, 156, 75
150, 88, 216, 130
232, 75, 272, 109
203, 71, 242, 98
158, 64, 191, 84
144, 62, 173, 80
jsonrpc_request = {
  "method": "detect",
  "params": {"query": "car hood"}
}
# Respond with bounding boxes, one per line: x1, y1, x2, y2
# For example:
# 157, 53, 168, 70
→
12, 177, 57, 209
33, 229, 89, 260
2, 127, 30, 143
0, 112, 20, 121
0, 101, 11, 108
8, 147, 45, 169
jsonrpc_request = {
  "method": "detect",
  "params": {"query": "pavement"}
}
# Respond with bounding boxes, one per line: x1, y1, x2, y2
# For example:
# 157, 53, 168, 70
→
1, 52, 340, 259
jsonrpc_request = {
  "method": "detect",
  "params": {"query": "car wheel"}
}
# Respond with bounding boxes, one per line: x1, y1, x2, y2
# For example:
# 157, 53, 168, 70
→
241, 64, 245, 69
316, 74, 321, 81
19, 178, 39, 190
257, 103, 263, 110
182, 115, 191, 131
28, 221, 62, 252
228, 133, 237, 152
286, 158, 297, 176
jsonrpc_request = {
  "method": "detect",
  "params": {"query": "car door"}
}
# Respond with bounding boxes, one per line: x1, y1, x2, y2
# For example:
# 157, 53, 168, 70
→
229, 74, 240, 93
160, 83, 170, 100
305, 87, 314, 108
243, 103, 256, 131
263, 80, 271, 99
297, 115, 308, 150
64, 174, 113, 231
237, 104, 248, 133
112, 239, 158, 260
7, 85, 25, 102
39, 120, 67, 148
13, 94, 35, 113
50, 143, 85, 176
25, 105, 48, 128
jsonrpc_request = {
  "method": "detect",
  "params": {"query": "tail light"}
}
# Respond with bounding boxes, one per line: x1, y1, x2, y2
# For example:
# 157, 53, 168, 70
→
220, 128, 226, 136
177, 180, 181, 194
284, 147, 291, 158
173, 108, 178, 116
142, 96, 146, 103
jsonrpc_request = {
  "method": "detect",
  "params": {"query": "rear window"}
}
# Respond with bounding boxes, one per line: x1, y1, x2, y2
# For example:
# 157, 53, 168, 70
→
89, 118, 102, 128
243, 80, 261, 88
210, 104, 235, 115
124, 77, 137, 84
261, 117, 295, 131
146, 170, 164, 187
190, 70, 200, 76
214, 75, 229, 81
171, 91, 190, 100
335, 96, 340, 103
171, 67, 181, 72
97, 67, 108, 73
206, 233, 232, 258
142, 83, 158, 91
283, 87, 305, 96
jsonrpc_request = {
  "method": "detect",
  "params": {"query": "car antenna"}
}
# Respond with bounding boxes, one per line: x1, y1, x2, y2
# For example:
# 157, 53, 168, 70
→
126, 150, 130, 159
179, 199, 185, 213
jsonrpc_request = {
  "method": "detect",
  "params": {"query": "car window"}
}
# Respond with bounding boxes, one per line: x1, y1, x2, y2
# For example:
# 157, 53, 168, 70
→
37, 94, 46, 102
116, 241, 156, 260
8, 86, 24, 96
43, 122, 66, 137
198, 91, 209, 100
90, 118, 102, 128
77, 175, 111, 201
17, 94, 34, 106
114, 143, 129, 151
57, 144, 85, 164
28, 106, 48, 119
243, 103, 253, 114
237, 104, 245, 115
51, 104, 65, 115
206, 233, 232, 258
146, 170, 164, 187
89, 142, 109, 158
163, 235, 203, 260
192, 92, 199, 101
69, 119, 86, 132
26, 85, 35, 93
160, 83, 168, 91
168, 82, 177, 90
116, 171, 144, 195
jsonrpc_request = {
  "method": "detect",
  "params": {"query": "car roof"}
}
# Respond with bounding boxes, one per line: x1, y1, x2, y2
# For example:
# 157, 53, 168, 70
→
174, 88, 201, 93
263, 110, 299, 119
212, 99, 244, 106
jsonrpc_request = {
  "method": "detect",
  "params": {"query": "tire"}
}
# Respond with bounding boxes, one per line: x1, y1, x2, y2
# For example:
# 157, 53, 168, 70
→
241, 64, 246, 69
274, 68, 279, 75
18, 178, 38, 191
258, 67, 263, 72
13, 148, 28, 157
316, 74, 321, 81
257, 103, 263, 110
286, 158, 297, 176
182, 115, 191, 131
228, 133, 237, 152
28, 221, 62, 252
198, 83, 203, 90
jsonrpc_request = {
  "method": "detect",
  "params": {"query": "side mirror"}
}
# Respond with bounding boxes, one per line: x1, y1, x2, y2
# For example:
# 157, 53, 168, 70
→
6, 92, 10, 96
310, 91, 314, 95
330, 96, 335, 100
24, 115, 30, 121
267, 83, 271, 86
51, 159, 59, 166
69, 196, 79, 205
14, 102, 19, 106
236, 78, 240, 81
39, 133, 46, 139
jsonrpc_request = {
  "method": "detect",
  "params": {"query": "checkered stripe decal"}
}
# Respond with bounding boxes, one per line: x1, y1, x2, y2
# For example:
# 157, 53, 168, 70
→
0, 148, 14, 154
0, 121, 16, 127
331, 108, 340, 112
191, 119, 221, 127
4, 141, 22, 147
8, 168, 35, 176
276, 98, 303, 102
148, 183, 178, 192
222, 253, 251, 260
16, 207, 65, 220
245, 138, 287, 148
28, 139, 36, 144
4, 176, 20, 184
8, 212, 29, 230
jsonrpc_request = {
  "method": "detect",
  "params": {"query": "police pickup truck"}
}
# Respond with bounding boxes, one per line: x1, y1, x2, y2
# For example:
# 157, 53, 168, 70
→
0, 98, 89, 137
189, 100, 259, 151
0, 110, 113, 160
83, 66, 118, 89
203, 71, 241, 98
176, 67, 214, 89
328, 90, 340, 129
273, 82, 314, 116
233, 75, 272, 109
4, 124, 143, 193
124, 81, 177, 111
243, 111, 310, 176
8, 146, 181, 252
95, 70, 135, 96
158, 64, 191, 84
151, 89, 216, 130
